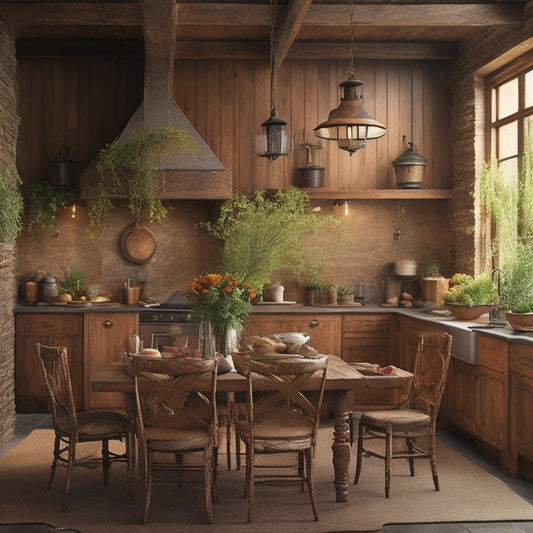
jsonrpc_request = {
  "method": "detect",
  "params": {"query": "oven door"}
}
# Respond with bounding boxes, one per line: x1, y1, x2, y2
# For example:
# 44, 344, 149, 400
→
139, 322, 200, 352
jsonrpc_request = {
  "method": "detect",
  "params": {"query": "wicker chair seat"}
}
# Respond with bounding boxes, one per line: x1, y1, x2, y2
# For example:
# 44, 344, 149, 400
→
144, 426, 211, 452
55, 411, 131, 440
360, 409, 431, 433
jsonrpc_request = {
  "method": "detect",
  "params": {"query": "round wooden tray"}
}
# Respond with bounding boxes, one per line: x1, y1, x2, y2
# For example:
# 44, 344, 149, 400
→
120, 224, 157, 264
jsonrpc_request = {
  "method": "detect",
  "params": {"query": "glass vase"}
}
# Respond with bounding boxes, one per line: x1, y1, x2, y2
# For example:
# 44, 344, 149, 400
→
199, 320, 240, 359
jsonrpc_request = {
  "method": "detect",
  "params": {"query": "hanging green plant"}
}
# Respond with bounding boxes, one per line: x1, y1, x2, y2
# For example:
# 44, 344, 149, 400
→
27, 180, 77, 238
0, 168, 23, 242
89, 126, 194, 239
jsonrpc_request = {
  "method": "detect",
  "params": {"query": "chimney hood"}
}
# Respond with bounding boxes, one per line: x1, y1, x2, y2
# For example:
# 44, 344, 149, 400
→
81, 0, 232, 200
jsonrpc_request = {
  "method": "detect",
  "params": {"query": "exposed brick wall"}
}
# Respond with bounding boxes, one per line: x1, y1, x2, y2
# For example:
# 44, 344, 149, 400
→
451, 1, 533, 274
0, 23, 19, 448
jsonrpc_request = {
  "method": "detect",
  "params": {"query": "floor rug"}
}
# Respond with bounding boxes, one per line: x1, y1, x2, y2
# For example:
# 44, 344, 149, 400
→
0, 424, 532, 532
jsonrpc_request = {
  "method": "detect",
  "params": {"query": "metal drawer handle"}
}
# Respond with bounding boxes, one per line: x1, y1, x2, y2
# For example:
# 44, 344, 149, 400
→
309, 319, 320, 328
40, 322, 55, 328
103, 320, 113, 328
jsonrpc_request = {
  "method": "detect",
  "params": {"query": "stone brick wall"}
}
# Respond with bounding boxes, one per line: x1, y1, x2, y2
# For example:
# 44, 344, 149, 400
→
0, 23, 19, 448
450, 1, 533, 274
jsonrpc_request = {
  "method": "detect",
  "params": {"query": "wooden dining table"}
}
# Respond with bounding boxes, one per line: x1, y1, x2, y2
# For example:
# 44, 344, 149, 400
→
91, 354, 411, 503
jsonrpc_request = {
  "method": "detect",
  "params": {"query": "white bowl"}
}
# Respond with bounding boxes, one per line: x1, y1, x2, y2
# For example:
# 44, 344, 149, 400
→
271, 332, 311, 345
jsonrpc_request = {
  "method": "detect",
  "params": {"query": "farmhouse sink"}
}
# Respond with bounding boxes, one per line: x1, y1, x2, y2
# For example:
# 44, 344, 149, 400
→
415, 312, 491, 365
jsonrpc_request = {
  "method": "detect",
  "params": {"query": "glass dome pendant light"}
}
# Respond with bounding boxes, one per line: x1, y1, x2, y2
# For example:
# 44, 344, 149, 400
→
313, 3, 386, 155
254, 0, 291, 161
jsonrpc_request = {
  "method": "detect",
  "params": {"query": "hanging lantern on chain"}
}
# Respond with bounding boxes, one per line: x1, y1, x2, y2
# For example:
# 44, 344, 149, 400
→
313, 3, 386, 155
254, 0, 291, 161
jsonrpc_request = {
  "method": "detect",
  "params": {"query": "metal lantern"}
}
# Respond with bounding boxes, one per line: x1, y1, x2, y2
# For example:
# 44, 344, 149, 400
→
50, 144, 78, 189
255, 110, 291, 161
392, 139, 427, 189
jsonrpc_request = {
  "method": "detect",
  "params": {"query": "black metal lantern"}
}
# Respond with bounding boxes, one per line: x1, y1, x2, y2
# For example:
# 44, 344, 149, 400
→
50, 144, 78, 189
255, 109, 291, 161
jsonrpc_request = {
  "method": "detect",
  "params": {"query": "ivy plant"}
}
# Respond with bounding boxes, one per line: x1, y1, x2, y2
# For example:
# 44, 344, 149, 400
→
27, 180, 76, 238
0, 169, 24, 242
89, 126, 195, 240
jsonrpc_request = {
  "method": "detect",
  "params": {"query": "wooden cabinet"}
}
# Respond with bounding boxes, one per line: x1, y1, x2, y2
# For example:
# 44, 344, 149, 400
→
395, 315, 444, 372
509, 342, 533, 478
244, 313, 342, 356
84, 312, 138, 411
475, 334, 508, 452
15, 313, 84, 412
447, 357, 477, 434
341, 314, 395, 366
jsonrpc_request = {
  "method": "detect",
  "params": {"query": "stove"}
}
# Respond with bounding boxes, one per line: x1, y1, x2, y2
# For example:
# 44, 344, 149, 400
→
138, 309, 200, 352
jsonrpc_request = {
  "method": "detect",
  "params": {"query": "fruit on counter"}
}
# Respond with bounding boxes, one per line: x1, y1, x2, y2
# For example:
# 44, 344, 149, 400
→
59, 293, 72, 302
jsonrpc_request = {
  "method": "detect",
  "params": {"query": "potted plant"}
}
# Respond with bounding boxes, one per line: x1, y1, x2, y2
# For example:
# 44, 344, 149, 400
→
336, 285, 353, 305
420, 260, 449, 308
305, 278, 328, 306
500, 242, 533, 330
198, 187, 338, 296
443, 273, 498, 320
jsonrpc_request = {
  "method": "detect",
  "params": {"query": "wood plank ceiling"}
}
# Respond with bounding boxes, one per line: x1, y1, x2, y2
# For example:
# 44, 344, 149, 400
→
0, 0, 526, 61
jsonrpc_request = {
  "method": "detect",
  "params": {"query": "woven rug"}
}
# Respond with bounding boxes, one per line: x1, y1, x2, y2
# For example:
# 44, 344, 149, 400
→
0, 424, 532, 533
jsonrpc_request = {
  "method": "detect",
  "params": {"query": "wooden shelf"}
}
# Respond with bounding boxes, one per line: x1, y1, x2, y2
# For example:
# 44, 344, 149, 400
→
303, 189, 453, 200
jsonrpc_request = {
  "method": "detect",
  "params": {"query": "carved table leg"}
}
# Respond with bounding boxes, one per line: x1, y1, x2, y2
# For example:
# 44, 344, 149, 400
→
331, 389, 352, 503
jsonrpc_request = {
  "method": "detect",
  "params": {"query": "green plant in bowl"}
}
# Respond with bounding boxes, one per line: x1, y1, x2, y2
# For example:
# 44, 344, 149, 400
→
444, 273, 498, 319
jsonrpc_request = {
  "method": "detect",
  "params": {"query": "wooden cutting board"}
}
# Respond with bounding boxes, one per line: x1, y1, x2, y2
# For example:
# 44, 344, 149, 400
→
119, 224, 157, 264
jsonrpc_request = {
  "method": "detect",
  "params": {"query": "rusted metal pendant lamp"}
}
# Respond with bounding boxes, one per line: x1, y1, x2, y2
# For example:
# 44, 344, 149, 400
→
314, 3, 386, 155
255, 0, 291, 161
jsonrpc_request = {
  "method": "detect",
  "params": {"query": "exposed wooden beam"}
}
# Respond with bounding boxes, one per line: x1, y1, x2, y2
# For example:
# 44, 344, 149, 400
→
0, 2, 522, 28
174, 40, 458, 60
272, 0, 313, 70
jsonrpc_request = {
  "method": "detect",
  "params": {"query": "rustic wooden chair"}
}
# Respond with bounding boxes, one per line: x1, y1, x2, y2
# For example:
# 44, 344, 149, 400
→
36, 343, 135, 511
132, 355, 218, 524
353, 331, 453, 497
232, 352, 328, 522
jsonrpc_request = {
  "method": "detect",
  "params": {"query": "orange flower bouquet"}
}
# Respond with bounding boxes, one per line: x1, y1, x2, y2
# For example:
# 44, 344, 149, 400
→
186, 273, 256, 337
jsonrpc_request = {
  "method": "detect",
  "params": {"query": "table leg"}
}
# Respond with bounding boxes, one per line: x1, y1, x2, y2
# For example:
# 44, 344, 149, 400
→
331, 389, 352, 503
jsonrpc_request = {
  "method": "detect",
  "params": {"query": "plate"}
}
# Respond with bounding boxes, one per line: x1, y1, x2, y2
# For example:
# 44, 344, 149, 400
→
66, 300, 92, 307
256, 301, 298, 305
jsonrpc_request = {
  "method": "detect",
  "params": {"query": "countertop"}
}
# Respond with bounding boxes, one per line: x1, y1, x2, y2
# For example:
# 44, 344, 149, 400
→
13, 301, 533, 349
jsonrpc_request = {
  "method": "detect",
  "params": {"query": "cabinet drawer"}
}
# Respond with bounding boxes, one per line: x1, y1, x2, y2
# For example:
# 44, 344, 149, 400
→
477, 334, 507, 374
343, 314, 393, 334
17, 313, 83, 336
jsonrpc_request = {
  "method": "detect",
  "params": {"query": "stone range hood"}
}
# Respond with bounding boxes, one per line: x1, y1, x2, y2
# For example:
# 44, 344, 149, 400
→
81, 0, 232, 200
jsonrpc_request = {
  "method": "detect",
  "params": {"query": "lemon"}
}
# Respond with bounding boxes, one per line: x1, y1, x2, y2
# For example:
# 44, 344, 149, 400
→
59, 293, 72, 302
80, 296, 86, 301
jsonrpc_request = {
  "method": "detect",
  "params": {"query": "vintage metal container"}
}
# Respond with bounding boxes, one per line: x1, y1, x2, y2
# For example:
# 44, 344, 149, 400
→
392, 140, 427, 189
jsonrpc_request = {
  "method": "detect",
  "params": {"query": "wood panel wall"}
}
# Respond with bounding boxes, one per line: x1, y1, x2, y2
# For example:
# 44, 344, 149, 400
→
16, 51, 451, 195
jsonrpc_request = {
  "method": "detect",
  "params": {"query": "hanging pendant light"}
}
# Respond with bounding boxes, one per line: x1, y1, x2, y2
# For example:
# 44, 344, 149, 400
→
313, 3, 386, 155
255, 0, 291, 161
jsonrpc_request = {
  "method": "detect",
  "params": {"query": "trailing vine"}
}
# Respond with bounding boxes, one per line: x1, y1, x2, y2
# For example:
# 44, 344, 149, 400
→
0, 169, 23, 242
89, 126, 195, 239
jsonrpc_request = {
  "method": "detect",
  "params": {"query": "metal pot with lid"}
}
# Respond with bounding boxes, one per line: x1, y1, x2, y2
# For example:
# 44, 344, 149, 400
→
392, 136, 427, 189
39, 276, 58, 302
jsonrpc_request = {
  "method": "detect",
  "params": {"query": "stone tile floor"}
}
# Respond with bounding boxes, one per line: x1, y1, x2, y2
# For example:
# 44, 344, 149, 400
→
2, 414, 533, 533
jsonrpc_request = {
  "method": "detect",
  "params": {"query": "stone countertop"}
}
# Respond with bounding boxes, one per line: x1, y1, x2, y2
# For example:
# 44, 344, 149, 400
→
13, 301, 533, 348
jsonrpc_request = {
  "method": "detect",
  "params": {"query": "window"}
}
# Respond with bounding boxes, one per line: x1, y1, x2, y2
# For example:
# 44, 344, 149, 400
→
478, 55, 533, 273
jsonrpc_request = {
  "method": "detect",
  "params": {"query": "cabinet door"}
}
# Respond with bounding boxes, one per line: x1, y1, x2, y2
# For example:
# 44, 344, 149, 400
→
85, 313, 138, 411
476, 334, 507, 451
244, 314, 341, 356
342, 314, 395, 366
15, 314, 84, 413
447, 357, 477, 434
510, 343, 533, 474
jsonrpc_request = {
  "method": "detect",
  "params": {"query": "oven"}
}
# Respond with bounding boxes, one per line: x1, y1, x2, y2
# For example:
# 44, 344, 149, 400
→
138, 310, 201, 352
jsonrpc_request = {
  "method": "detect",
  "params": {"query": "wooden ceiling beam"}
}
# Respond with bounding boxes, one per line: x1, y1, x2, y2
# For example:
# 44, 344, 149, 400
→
272, 0, 313, 69
0, 2, 522, 28
174, 40, 458, 60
